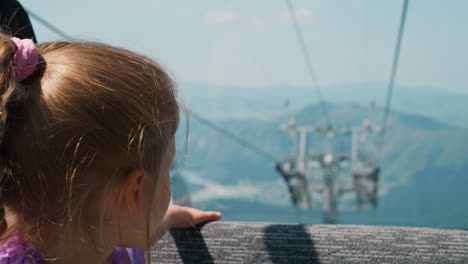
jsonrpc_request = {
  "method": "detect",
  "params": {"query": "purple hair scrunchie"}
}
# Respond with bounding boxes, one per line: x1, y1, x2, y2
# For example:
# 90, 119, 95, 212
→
10, 37, 39, 81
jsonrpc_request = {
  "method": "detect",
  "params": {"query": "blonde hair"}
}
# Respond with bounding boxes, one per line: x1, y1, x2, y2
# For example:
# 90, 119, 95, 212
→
0, 35, 179, 259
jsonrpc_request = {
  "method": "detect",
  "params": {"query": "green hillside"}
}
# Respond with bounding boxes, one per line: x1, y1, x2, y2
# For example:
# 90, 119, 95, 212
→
181, 82, 468, 128
174, 103, 468, 229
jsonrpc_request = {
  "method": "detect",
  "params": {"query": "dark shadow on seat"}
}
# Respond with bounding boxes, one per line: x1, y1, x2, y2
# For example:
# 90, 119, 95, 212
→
264, 224, 320, 264
169, 223, 214, 264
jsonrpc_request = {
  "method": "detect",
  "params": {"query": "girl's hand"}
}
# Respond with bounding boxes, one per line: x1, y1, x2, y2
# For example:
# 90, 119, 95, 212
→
166, 205, 222, 229
151, 205, 222, 243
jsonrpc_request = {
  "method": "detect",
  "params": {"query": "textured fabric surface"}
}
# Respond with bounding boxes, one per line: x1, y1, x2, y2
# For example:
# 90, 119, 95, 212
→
0, 235, 47, 264
152, 222, 468, 264
0, 235, 145, 264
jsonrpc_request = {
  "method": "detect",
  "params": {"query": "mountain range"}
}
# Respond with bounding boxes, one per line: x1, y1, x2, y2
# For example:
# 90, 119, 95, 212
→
180, 82, 468, 128
172, 83, 468, 229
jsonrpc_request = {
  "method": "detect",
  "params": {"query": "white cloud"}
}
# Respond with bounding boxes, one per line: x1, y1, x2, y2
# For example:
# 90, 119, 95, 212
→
203, 11, 238, 25
279, 7, 313, 24
180, 170, 290, 206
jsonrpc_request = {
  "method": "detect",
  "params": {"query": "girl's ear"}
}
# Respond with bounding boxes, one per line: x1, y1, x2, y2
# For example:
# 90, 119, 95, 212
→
123, 168, 146, 216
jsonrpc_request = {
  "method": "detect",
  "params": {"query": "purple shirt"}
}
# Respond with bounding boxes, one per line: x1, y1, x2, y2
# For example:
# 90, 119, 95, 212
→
0, 235, 145, 264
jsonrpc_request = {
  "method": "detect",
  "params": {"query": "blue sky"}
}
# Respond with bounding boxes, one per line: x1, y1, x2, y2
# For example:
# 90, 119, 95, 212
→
22, 0, 468, 93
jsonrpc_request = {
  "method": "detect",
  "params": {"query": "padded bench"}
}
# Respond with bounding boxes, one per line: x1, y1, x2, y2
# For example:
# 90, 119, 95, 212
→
152, 222, 468, 264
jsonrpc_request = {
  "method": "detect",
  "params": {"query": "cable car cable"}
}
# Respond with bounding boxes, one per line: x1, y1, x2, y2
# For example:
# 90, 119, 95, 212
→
285, 0, 332, 128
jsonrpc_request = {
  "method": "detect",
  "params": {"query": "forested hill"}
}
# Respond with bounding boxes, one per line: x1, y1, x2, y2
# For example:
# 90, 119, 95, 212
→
174, 102, 468, 229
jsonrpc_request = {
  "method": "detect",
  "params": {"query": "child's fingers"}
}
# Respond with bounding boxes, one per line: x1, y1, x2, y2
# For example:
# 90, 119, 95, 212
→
196, 211, 222, 223
207, 211, 222, 220
170, 206, 222, 227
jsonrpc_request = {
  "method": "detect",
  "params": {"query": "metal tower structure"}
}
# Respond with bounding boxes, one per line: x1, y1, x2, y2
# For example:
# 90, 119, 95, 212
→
276, 118, 380, 224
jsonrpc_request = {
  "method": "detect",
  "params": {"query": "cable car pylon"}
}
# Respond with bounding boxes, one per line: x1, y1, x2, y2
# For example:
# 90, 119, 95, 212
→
276, 116, 380, 224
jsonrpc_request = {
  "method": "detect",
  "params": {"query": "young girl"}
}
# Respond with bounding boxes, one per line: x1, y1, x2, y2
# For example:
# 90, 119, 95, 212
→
0, 35, 221, 264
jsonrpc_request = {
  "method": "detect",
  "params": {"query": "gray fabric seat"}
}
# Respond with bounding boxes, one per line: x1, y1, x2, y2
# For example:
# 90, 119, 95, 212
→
152, 222, 468, 264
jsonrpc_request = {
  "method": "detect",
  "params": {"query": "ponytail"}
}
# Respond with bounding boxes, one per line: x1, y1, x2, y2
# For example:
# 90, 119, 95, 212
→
0, 34, 40, 236
0, 35, 17, 235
